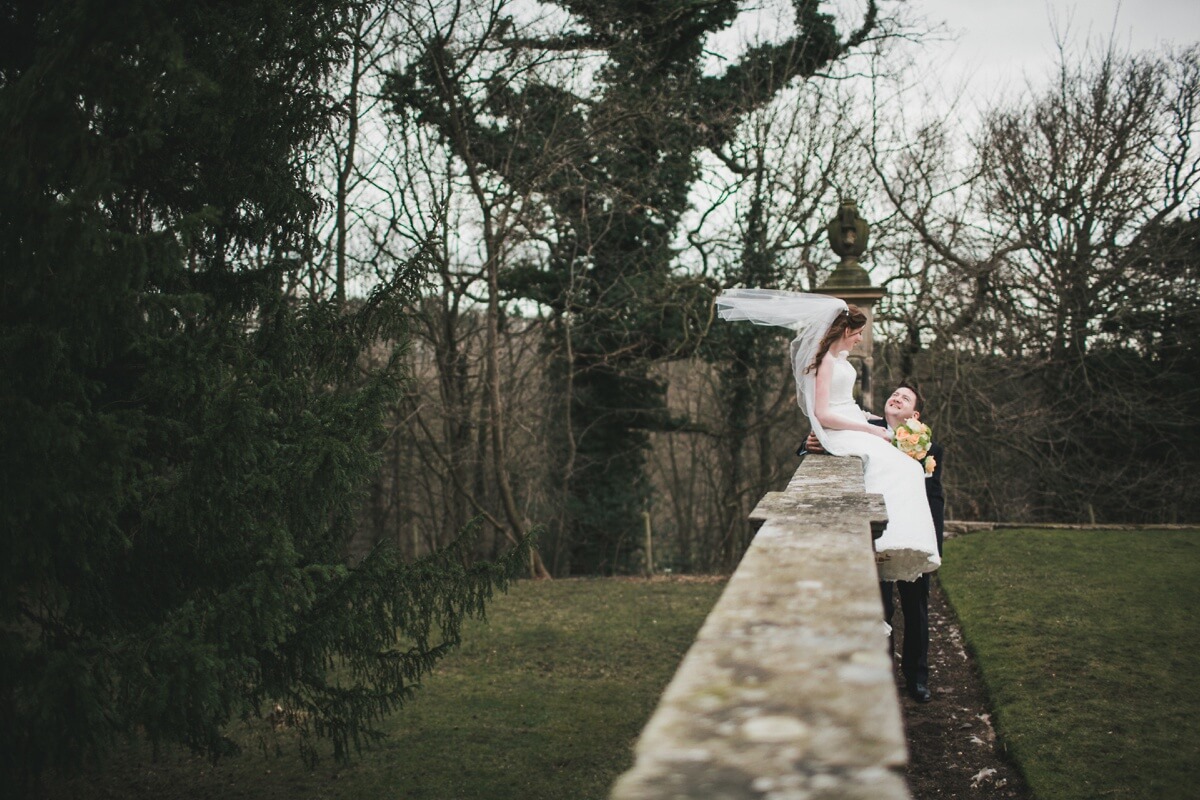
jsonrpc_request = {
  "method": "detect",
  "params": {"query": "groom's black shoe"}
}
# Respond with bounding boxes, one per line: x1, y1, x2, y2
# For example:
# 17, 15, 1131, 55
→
909, 683, 932, 703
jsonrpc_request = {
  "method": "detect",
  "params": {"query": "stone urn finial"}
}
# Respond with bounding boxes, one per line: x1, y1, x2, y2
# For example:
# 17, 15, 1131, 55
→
822, 198, 871, 289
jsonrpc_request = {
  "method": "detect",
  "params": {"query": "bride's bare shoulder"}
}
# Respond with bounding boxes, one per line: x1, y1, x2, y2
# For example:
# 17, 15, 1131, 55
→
814, 352, 837, 375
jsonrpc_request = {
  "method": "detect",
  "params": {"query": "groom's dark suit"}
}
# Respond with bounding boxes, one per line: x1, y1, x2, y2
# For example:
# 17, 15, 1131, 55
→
871, 417, 944, 695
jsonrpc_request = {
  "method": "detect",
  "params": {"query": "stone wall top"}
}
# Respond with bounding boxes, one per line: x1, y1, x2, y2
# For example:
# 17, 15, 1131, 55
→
611, 455, 911, 799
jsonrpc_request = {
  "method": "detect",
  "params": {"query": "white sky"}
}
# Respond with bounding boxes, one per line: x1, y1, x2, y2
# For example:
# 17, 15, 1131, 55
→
911, 0, 1200, 107
706, 1, 1200, 116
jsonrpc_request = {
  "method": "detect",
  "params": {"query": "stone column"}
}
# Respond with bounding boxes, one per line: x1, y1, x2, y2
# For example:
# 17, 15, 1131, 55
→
815, 198, 885, 411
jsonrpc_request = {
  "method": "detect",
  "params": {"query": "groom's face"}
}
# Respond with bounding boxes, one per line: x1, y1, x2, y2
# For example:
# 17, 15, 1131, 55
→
886, 387, 919, 420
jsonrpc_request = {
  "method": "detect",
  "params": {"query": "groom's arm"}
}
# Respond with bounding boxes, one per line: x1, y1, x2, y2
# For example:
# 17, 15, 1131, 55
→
799, 432, 824, 456
925, 441, 944, 498
926, 441, 945, 554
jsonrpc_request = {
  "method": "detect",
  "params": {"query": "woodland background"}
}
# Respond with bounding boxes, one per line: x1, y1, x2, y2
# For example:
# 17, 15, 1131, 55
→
333, 0, 1200, 575
3, 0, 1198, 785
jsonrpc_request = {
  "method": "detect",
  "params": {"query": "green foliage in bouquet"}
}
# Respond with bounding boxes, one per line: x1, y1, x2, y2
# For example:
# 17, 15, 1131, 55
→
0, 0, 527, 788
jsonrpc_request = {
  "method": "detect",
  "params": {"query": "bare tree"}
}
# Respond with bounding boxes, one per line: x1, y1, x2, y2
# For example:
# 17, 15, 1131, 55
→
868, 37, 1200, 523
676, 69, 880, 568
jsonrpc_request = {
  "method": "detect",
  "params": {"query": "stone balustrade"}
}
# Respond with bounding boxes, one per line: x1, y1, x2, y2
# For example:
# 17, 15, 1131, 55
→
610, 455, 911, 799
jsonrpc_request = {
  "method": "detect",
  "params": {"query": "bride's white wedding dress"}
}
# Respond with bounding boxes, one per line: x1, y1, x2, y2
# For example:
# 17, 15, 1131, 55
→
713, 287, 939, 581
817, 352, 940, 581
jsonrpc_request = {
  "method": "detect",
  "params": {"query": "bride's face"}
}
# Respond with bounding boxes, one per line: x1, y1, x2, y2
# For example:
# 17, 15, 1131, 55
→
839, 325, 865, 351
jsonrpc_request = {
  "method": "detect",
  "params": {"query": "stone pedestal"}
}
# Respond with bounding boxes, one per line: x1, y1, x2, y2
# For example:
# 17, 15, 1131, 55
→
816, 199, 885, 411
814, 287, 884, 411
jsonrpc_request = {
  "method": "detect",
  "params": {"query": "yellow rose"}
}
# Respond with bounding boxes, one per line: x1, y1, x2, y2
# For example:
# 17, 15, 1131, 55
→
924, 456, 937, 475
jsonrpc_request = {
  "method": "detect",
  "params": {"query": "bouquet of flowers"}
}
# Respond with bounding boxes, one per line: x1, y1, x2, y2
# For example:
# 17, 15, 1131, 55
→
892, 417, 937, 477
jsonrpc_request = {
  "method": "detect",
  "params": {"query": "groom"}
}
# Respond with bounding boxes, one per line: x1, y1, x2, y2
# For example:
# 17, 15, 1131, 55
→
799, 380, 944, 703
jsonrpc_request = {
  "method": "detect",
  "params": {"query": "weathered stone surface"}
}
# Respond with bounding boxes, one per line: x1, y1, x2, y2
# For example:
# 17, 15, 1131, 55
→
752, 456, 887, 535
611, 456, 911, 800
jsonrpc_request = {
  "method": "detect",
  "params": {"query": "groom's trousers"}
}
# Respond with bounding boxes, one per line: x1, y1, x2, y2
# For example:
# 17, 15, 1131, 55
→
881, 575, 930, 687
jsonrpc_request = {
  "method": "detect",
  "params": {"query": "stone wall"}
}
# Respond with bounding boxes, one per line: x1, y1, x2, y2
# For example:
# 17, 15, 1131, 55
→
610, 455, 911, 799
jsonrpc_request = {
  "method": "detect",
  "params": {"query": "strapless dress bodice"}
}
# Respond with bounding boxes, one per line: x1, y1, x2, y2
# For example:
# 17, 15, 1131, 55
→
828, 353, 861, 416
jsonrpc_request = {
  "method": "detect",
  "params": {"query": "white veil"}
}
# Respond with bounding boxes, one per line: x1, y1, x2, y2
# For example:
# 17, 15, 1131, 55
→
715, 288, 848, 448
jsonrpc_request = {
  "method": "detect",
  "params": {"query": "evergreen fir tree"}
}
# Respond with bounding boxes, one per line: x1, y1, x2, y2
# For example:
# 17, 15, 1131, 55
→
0, 0, 526, 787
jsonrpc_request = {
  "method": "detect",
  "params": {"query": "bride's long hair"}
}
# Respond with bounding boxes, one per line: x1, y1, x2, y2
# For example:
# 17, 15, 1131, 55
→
805, 304, 867, 373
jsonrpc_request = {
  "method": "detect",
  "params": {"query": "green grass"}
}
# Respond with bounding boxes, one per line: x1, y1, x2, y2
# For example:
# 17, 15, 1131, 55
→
50, 531, 1199, 800
939, 529, 1200, 800
43, 577, 725, 800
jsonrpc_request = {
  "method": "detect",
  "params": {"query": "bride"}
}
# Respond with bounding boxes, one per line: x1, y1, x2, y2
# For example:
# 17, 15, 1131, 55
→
716, 288, 939, 581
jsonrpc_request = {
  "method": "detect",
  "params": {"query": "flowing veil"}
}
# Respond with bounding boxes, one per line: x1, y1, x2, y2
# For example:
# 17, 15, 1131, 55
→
715, 288, 848, 447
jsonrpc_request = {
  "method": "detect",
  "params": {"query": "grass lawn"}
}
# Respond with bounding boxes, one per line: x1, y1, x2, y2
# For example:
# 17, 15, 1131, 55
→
43, 576, 725, 800
939, 529, 1200, 800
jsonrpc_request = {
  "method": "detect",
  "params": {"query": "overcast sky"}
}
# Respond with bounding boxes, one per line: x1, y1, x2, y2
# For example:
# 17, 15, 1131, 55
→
708, 1, 1199, 110
912, 0, 1200, 106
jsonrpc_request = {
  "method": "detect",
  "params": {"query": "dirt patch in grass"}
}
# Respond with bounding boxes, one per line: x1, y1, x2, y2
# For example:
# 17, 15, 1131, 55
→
892, 578, 1032, 799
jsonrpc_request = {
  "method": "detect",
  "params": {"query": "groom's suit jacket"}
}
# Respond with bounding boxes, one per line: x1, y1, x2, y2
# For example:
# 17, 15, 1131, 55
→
870, 418, 945, 556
